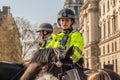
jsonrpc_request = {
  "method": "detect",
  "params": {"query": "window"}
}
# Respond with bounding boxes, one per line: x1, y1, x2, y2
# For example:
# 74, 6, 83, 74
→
103, 3, 105, 15
78, 0, 83, 4
112, 17, 114, 33
112, 43, 114, 52
114, 15, 118, 32
108, 21, 110, 36
87, 59, 89, 68
107, 44, 109, 53
115, 59, 118, 72
107, 0, 110, 12
103, 23, 106, 38
115, 41, 117, 51
74, 6, 78, 15
113, 14, 118, 32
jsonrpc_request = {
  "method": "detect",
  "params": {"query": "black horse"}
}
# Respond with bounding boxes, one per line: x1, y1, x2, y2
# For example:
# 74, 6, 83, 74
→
21, 47, 87, 80
0, 61, 25, 80
0, 47, 87, 80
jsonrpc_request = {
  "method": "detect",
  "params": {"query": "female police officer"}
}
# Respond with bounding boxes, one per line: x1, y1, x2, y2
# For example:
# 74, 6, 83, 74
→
49, 8, 85, 80
50, 8, 84, 68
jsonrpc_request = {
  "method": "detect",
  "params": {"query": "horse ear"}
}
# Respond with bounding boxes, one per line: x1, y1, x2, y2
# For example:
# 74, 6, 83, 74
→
64, 46, 74, 58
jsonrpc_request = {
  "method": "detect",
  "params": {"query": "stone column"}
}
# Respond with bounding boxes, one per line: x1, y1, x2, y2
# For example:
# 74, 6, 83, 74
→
87, 1, 99, 43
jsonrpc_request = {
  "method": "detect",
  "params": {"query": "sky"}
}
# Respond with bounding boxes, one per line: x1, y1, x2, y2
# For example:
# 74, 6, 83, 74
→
0, 0, 65, 25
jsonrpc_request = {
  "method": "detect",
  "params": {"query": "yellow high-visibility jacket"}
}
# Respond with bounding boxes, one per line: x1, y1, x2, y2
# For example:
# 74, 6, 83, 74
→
50, 30, 84, 63
39, 36, 52, 49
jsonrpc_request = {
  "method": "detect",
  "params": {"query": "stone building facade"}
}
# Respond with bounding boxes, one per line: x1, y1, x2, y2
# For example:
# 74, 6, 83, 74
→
79, 0, 120, 74
79, 0, 99, 69
0, 6, 22, 62
99, 0, 120, 74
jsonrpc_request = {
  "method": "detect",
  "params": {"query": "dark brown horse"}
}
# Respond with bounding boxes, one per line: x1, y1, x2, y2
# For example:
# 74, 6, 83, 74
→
21, 48, 87, 80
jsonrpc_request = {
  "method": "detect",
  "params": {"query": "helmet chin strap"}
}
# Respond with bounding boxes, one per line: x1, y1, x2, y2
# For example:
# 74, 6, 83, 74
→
62, 27, 73, 33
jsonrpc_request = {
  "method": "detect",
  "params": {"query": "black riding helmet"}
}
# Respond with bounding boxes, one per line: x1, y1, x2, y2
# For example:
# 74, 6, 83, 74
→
37, 23, 53, 34
57, 8, 75, 26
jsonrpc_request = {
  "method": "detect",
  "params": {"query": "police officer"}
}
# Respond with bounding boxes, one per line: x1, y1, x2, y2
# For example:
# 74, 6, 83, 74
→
21, 23, 53, 80
23, 23, 53, 67
36, 23, 53, 49
50, 8, 84, 68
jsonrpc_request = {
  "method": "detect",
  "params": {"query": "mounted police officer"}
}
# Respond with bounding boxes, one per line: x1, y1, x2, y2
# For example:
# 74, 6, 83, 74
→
36, 23, 53, 49
49, 8, 84, 80
50, 8, 84, 68
23, 23, 53, 67
21, 23, 53, 80
51, 8, 85, 80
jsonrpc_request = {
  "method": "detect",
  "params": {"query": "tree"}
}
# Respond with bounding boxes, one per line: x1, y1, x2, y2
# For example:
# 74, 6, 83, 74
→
15, 17, 38, 61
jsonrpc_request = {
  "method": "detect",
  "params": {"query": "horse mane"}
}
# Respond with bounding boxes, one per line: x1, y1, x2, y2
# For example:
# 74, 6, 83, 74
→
31, 48, 55, 65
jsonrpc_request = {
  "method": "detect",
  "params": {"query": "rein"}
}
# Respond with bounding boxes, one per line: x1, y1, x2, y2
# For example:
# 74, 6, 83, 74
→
10, 67, 26, 80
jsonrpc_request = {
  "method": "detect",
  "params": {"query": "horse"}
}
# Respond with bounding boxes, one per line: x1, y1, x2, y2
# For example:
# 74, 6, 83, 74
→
20, 47, 87, 80
0, 47, 88, 80
0, 61, 25, 80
